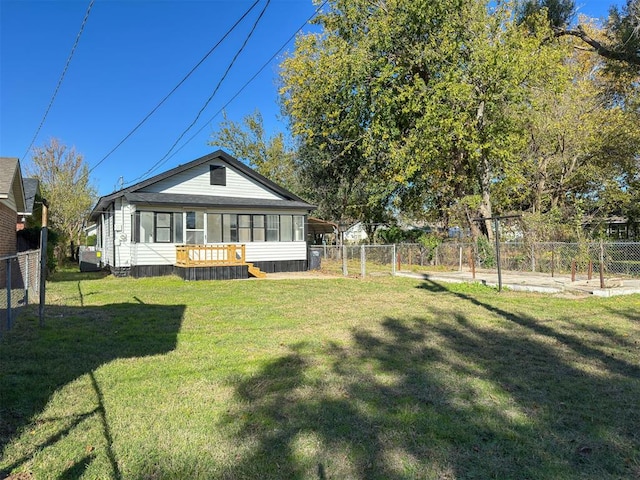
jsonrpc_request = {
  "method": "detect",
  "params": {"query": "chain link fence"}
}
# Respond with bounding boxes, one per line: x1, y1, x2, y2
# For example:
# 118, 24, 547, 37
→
1, 250, 41, 337
310, 242, 640, 278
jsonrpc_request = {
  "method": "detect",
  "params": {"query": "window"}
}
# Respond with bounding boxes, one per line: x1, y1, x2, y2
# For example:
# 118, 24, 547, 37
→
155, 213, 172, 243
280, 215, 293, 241
207, 213, 222, 243
210, 165, 226, 186
238, 215, 251, 242
266, 215, 279, 241
174, 213, 183, 243
253, 215, 265, 242
140, 211, 154, 243
186, 211, 204, 244
293, 215, 305, 241
223, 214, 238, 242
136, 211, 183, 243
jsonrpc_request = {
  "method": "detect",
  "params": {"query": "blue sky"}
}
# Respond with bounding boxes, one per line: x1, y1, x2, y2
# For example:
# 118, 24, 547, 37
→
0, 0, 623, 197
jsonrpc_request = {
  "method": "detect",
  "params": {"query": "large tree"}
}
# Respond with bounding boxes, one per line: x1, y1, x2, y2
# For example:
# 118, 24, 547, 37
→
281, 0, 560, 238
507, 43, 640, 224
27, 138, 96, 261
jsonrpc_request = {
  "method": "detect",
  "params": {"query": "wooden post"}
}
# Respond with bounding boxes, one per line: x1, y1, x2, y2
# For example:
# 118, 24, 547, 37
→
360, 245, 365, 278
396, 251, 401, 272
571, 260, 576, 282
469, 248, 476, 279
588, 260, 593, 280
551, 248, 555, 278
39, 202, 48, 327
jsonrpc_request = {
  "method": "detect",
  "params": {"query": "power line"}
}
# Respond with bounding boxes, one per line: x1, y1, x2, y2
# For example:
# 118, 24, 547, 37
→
21, 0, 95, 162
130, 0, 272, 183
163, 0, 329, 163
88, 0, 262, 175
127, 0, 328, 184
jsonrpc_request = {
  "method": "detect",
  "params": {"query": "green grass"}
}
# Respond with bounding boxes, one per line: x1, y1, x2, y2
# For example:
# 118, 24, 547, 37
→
1, 270, 639, 479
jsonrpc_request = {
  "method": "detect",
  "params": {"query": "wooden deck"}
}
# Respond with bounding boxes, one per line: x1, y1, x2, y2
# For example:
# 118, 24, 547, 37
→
175, 245, 266, 278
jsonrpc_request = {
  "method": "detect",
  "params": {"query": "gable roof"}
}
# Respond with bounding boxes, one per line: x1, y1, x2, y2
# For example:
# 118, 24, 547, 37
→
90, 150, 314, 220
0, 157, 26, 213
20, 178, 40, 215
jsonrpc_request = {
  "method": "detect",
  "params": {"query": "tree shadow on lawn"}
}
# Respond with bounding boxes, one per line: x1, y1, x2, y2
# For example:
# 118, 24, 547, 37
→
221, 281, 640, 479
0, 299, 185, 478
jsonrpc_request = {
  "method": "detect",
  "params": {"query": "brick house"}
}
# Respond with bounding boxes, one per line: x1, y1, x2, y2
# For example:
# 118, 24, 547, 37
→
0, 158, 27, 257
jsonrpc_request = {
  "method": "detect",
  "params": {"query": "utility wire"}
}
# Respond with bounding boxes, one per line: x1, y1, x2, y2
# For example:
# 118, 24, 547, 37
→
88, 0, 261, 175
21, 0, 95, 162
129, 0, 272, 183
127, 0, 327, 184
161, 0, 328, 164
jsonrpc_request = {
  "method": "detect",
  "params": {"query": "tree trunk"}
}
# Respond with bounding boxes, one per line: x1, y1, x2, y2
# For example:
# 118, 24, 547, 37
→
477, 155, 494, 242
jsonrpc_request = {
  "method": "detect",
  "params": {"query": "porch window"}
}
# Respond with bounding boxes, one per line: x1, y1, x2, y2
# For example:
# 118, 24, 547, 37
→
186, 211, 205, 244
238, 215, 251, 242
266, 215, 279, 241
223, 214, 238, 242
280, 215, 293, 242
140, 211, 154, 243
293, 215, 305, 241
207, 213, 222, 243
253, 215, 265, 241
155, 213, 172, 243
136, 211, 182, 243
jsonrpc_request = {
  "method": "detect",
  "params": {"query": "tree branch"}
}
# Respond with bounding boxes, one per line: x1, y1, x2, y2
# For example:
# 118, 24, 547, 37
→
555, 25, 640, 66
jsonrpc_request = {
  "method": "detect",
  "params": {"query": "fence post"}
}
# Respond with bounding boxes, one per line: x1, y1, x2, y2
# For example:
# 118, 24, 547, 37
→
6, 258, 12, 331
599, 240, 605, 288
24, 253, 29, 306
342, 244, 348, 277
531, 244, 535, 272
392, 244, 397, 276
360, 245, 366, 278
458, 245, 463, 272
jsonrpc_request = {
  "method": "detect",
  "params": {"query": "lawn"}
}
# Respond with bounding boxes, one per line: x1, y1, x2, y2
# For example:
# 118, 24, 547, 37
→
1, 271, 639, 479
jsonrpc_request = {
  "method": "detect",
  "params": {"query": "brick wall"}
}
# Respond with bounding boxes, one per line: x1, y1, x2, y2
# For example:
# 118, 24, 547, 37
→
0, 202, 18, 256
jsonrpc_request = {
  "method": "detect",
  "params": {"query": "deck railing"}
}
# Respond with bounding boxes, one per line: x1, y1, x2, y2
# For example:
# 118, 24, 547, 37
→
175, 244, 246, 267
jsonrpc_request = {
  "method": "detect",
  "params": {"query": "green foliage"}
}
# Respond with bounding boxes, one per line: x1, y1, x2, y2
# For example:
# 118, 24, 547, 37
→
16, 227, 59, 272
281, 0, 562, 234
476, 235, 496, 268
27, 139, 96, 262
86, 234, 97, 247
209, 110, 302, 195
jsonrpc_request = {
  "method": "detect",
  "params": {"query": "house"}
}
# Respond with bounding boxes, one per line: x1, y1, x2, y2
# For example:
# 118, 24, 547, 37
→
0, 157, 26, 257
89, 150, 315, 279
16, 178, 41, 231
342, 221, 369, 243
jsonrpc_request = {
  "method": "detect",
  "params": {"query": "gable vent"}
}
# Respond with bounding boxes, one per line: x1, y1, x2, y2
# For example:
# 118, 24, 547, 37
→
210, 165, 226, 186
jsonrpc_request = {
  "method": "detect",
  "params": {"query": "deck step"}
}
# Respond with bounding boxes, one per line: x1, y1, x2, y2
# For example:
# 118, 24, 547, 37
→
247, 263, 267, 278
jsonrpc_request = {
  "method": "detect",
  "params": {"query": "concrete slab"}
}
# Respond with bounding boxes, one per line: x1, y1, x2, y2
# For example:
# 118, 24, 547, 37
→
395, 269, 640, 297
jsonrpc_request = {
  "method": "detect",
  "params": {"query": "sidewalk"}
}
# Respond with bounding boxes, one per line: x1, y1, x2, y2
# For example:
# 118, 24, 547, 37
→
396, 269, 640, 297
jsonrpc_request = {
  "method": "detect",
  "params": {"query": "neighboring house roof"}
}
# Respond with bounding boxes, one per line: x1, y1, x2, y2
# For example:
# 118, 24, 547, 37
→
90, 150, 315, 220
0, 157, 27, 213
20, 178, 40, 215
307, 217, 337, 236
